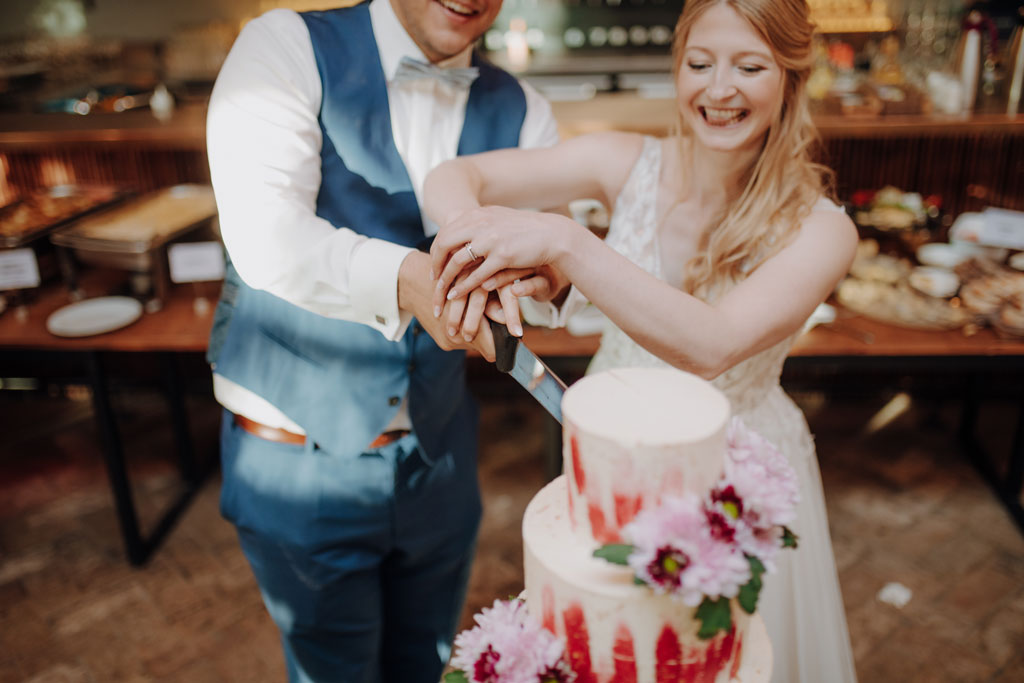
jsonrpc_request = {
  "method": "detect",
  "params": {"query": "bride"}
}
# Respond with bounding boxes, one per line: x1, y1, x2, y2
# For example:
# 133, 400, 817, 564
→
421, 1, 859, 681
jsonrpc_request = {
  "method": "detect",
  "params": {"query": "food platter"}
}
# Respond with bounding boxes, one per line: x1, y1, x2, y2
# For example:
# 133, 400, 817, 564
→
0, 185, 129, 249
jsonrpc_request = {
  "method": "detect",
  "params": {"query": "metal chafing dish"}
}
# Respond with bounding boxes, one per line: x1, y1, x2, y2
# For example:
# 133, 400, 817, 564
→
0, 185, 129, 316
1, 184, 129, 251
50, 184, 218, 309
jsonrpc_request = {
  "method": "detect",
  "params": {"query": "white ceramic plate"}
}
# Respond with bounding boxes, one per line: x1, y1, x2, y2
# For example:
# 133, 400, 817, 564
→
46, 296, 143, 337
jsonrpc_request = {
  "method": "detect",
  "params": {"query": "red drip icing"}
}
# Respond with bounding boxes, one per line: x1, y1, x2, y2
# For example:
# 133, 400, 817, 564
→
571, 433, 586, 494
562, 604, 597, 683
610, 624, 637, 683
588, 502, 616, 544
655, 625, 682, 683
542, 585, 556, 635
690, 625, 736, 683
567, 479, 576, 528
729, 633, 744, 679
613, 492, 644, 529
680, 642, 700, 682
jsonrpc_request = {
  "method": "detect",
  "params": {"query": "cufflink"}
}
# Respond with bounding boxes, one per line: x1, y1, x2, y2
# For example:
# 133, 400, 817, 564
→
376, 314, 387, 325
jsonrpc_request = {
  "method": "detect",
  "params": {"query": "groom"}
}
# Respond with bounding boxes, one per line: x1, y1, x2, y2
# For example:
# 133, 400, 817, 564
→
204, 0, 558, 680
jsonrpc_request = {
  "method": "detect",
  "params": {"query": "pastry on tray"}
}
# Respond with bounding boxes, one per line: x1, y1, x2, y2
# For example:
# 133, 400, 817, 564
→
959, 271, 1024, 315
836, 278, 973, 330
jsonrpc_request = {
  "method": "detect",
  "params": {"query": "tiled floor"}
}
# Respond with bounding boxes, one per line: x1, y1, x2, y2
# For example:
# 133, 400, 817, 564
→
0, 373, 1022, 682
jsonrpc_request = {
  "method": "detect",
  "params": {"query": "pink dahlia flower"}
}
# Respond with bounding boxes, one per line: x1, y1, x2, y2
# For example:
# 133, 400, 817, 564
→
721, 418, 801, 568
624, 494, 750, 606
450, 599, 573, 683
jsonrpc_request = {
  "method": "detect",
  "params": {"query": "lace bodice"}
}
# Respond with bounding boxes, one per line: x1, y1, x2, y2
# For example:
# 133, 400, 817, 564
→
589, 136, 803, 413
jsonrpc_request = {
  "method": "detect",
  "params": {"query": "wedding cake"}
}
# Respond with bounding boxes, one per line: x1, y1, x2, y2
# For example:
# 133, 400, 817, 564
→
447, 367, 791, 682
521, 368, 772, 682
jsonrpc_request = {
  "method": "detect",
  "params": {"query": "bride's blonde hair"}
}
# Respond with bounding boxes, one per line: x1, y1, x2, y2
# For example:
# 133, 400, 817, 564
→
672, 0, 833, 296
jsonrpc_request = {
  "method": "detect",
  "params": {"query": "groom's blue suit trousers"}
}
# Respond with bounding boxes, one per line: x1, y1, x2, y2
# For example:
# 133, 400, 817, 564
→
218, 410, 482, 683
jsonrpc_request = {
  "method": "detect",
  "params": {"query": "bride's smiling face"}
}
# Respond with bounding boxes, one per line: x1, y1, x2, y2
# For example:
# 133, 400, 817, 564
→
676, 3, 784, 153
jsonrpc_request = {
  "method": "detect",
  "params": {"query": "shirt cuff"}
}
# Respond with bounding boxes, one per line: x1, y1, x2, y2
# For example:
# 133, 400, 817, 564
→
349, 238, 415, 341
519, 296, 561, 328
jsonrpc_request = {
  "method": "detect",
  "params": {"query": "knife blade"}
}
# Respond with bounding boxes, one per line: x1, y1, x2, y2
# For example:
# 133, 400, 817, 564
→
490, 319, 567, 423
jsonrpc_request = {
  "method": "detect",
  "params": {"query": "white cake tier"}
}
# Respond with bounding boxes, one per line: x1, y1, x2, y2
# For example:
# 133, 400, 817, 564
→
524, 476, 769, 683
561, 368, 731, 545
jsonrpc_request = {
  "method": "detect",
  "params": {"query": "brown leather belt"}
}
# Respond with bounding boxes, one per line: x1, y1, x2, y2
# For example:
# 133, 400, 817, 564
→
233, 414, 410, 450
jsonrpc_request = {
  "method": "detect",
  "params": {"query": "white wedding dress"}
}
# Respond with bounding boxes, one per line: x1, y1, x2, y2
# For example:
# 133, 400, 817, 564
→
584, 137, 858, 683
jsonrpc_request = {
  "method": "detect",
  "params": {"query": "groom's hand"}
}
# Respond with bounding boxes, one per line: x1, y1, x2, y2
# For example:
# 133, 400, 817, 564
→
398, 251, 496, 361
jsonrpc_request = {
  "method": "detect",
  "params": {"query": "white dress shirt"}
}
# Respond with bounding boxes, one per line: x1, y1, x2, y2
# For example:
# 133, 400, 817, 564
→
207, 1, 560, 433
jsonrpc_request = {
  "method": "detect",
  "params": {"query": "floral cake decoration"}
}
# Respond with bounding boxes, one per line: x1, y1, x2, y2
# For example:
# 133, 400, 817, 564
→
445, 418, 799, 682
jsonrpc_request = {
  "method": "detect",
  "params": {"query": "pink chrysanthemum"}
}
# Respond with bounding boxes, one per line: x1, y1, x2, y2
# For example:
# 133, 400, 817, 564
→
450, 599, 574, 683
624, 494, 751, 606
720, 417, 800, 568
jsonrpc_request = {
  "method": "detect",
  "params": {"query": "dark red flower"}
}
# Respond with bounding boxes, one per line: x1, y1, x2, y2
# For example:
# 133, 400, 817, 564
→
705, 508, 737, 543
711, 485, 744, 519
851, 189, 876, 207
540, 660, 575, 683
473, 645, 500, 682
647, 546, 690, 589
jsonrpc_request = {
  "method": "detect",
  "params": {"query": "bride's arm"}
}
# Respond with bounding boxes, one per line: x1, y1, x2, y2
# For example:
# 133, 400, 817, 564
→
437, 206, 857, 379
423, 132, 640, 270
423, 132, 641, 337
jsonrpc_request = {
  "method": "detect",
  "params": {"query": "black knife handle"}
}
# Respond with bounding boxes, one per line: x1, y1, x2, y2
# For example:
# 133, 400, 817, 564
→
490, 318, 519, 373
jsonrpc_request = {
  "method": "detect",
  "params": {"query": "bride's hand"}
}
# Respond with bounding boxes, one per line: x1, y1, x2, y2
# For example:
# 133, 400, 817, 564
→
430, 206, 575, 315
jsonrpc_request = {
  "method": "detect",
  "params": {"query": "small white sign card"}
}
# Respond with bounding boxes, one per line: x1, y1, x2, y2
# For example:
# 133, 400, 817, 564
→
0, 248, 41, 289
980, 208, 1024, 251
168, 241, 225, 283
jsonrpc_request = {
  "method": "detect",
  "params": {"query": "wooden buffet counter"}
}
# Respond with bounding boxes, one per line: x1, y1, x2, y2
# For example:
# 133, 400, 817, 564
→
0, 102, 210, 150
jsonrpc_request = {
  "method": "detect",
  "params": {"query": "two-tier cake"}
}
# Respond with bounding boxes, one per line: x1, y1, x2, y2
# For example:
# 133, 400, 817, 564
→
521, 368, 772, 682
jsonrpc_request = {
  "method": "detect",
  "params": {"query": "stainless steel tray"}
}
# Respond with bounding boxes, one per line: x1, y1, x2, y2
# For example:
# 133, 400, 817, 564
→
0, 184, 131, 249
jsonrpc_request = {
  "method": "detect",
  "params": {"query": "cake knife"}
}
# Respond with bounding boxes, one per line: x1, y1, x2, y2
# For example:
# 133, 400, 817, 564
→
489, 319, 567, 424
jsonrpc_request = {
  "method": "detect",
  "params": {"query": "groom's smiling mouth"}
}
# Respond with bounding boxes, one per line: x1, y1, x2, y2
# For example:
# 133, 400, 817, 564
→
435, 0, 481, 18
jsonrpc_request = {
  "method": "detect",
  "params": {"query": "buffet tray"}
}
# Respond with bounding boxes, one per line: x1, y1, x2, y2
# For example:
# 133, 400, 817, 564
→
0, 184, 131, 249
50, 184, 216, 256
835, 278, 975, 331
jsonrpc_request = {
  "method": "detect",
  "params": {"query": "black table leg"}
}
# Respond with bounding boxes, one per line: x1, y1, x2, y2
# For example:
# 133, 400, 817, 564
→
85, 350, 147, 565
959, 373, 1024, 534
162, 352, 199, 484
85, 350, 211, 566
1005, 392, 1024, 513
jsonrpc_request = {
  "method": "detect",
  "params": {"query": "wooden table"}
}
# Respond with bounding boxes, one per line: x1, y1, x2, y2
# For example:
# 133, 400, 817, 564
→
4, 277, 1024, 559
0, 274, 219, 565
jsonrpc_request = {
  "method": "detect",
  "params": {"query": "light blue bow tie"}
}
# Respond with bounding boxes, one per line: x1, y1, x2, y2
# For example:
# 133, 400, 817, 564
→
392, 56, 480, 89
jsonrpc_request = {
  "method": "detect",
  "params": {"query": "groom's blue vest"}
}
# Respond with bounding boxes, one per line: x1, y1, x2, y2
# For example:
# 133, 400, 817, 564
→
208, 2, 527, 459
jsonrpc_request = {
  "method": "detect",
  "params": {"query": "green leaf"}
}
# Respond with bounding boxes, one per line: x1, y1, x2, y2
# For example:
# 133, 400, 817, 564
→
443, 672, 470, 683
738, 555, 766, 614
696, 596, 733, 639
593, 544, 634, 566
782, 526, 799, 549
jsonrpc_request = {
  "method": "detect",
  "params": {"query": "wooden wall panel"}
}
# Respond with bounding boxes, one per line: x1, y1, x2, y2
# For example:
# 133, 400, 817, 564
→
2, 145, 210, 197
824, 133, 1024, 216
